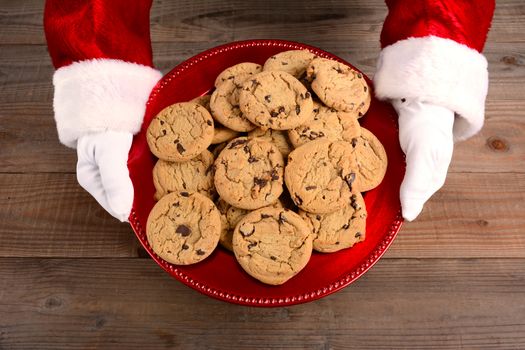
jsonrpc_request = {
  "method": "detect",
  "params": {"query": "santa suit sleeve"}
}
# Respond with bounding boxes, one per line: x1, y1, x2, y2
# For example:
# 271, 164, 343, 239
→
44, 0, 162, 148
374, 0, 495, 141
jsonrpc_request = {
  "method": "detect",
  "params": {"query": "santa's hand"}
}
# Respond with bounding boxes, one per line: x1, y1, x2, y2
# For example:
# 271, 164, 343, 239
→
76, 131, 134, 222
393, 99, 455, 221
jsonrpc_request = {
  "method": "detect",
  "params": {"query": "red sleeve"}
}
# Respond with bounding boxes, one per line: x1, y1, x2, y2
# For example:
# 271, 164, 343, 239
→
380, 0, 495, 52
44, 0, 154, 69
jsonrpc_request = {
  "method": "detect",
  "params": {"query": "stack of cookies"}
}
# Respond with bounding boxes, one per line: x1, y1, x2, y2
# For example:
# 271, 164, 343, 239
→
145, 50, 388, 285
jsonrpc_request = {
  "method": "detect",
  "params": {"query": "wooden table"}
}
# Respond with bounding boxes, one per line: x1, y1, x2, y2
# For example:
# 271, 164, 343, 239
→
1, 0, 524, 348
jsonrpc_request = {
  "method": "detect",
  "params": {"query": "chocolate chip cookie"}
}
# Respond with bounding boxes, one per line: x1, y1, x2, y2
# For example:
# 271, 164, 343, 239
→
232, 207, 313, 285
211, 124, 240, 144
248, 128, 294, 158
210, 79, 257, 132
214, 62, 263, 88
147, 102, 214, 162
191, 94, 211, 110
146, 192, 221, 265
152, 150, 215, 200
263, 50, 316, 78
216, 199, 282, 252
300, 191, 366, 253
306, 57, 370, 116
214, 137, 284, 210
351, 127, 388, 192
239, 71, 314, 130
285, 139, 358, 214
288, 101, 361, 148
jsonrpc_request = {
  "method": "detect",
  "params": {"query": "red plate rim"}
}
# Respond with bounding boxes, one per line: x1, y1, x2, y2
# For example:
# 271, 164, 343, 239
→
129, 39, 404, 307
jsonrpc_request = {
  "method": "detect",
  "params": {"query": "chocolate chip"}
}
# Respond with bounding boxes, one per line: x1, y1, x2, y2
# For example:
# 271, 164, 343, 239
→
196, 249, 206, 255
294, 194, 303, 205
172, 201, 180, 207
182, 244, 189, 250
180, 192, 189, 197
160, 120, 164, 125
308, 131, 319, 140
278, 213, 288, 224
364, 86, 368, 92
270, 111, 279, 118
351, 138, 358, 147
270, 256, 277, 261
270, 169, 279, 181
207, 120, 212, 126
335, 241, 340, 245
243, 145, 250, 154
333, 67, 343, 74
177, 143, 186, 154
176, 225, 191, 237
261, 214, 271, 219
313, 108, 319, 114
248, 242, 258, 249
342, 223, 349, 230
254, 177, 268, 187
264, 95, 271, 103
296, 104, 301, 115
318, 131, 325, 137
240, 226, 255, 237
316, 215, 321, 220
401, 98, 406, 103
357, 73, 362, 78
251, 79, 261, 88
351, 195, 359, 210
345, 173, 356, 187
305, 185, 317, 191
228, 139, 247, 149
305, 92, 311, 99
355, 232, 362, 238
358, 112, 363, 117
281, 62, 288, 65
248, 156, 258, 163
173, 139, 179, 144
162, 129, 166, 135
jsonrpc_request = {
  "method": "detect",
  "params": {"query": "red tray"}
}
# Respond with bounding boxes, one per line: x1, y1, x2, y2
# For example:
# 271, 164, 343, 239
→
128, 39, 405, 307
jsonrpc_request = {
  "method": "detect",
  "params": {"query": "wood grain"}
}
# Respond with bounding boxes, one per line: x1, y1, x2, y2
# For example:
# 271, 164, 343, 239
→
1, 43, 524, 173
0, 172, 523, 258
1, 257, 524, 349
0, 173, 141, 258
1, 0, 524, 45
0, 0, 524, 348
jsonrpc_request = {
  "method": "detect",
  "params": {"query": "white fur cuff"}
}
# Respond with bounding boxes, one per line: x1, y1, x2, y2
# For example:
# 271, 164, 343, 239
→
374, 36, 489, 141
53, 59, 162, 148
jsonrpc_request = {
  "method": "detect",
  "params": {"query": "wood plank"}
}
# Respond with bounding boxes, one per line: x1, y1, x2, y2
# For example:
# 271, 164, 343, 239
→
1, 42, 524, 173
0, 257, 524, 349
0, 172, 523, 258
386, 172, 525, 259
0, 173, 141, 258
1, 0, 524, 45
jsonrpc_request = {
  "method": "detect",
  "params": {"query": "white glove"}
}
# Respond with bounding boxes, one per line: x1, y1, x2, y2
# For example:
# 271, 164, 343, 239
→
393, 99, 455, 221
76, 131, 134, 222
